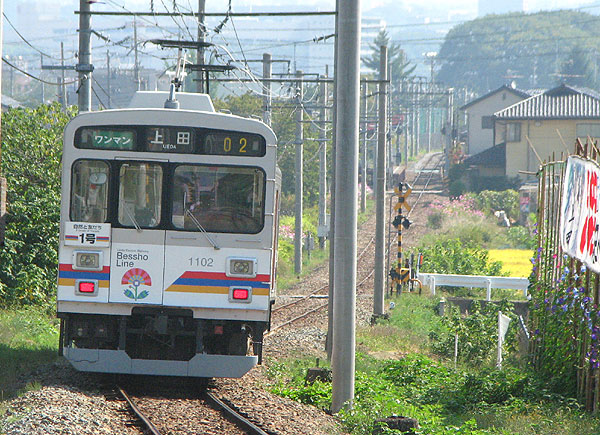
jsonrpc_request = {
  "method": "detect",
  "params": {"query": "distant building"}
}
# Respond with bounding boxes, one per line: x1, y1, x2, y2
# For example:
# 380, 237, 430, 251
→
478, 0, 524, 16
494, 84, 600, 180
460, 84, 531, 156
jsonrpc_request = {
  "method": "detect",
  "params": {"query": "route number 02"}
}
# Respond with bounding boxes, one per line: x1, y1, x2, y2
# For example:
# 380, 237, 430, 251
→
223, 137, 247, 153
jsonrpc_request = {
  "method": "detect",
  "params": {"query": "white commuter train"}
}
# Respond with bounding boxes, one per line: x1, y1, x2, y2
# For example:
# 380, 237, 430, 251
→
57, 91, 280, 378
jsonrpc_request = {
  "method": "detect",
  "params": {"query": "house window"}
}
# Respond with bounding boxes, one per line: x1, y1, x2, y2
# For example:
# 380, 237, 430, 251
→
481, 116, 494, 129
506, 123, 521, 142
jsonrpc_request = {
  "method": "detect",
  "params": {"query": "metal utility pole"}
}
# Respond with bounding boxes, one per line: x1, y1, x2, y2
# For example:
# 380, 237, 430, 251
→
318, 76, 328, 250
107, 50, 112, 108
262, 53, 272, 126
77, 0, 92, 112
294, 71, 304, 275
134, 17, 140, 91
197, 0, 206, 93
361, 82, 367, 213
331, 0, 360, 414
61, 42, 67, 108
374, 46, 387, 317
40, 55, 45, 104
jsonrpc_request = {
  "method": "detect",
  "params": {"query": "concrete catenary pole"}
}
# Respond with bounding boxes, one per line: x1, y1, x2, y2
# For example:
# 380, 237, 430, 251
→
197, 0, 206, 93
361, 82, 367, 213
326, 1, 340, 361
294, 71, 304, 275
262, 53, 272, 126
374, 46, 387, 317
318, 76, 327, 250
78, 0, 92, 112
331, 0, 360, 414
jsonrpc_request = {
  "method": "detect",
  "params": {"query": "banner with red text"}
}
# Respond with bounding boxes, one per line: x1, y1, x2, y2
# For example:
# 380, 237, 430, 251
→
561, 156, 600, 272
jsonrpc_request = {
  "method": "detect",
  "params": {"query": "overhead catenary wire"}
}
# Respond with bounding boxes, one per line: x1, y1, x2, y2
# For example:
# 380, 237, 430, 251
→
3, 13, 74, 61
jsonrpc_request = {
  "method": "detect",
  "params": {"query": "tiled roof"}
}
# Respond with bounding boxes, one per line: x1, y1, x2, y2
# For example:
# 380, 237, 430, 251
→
464, 142, 505, 168
460, 85, 532, 110
494, 84, 600, 120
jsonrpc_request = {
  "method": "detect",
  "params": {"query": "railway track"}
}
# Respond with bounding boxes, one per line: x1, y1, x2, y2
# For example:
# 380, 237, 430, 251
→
269, 152, 445, 334
115, 384, 274, 435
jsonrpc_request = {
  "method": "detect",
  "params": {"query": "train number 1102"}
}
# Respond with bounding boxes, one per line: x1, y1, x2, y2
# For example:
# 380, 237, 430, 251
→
188, 257, 214, 267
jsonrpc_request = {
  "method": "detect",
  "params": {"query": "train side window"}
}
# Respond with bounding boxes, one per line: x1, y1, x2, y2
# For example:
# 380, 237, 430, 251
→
172, 165, 265, 234
70, 160, 110, 223
118, 163, 163, 228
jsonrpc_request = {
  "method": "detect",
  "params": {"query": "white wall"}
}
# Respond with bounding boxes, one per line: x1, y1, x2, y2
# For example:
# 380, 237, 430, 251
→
465, 90, 526, 156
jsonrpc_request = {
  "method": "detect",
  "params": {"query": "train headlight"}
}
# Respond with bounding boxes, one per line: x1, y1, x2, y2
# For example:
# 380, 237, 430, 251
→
227, 257, 257, 278
73, 251, 102, 270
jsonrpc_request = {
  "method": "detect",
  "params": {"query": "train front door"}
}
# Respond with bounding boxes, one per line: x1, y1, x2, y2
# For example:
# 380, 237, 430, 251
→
109, 161, 166, 305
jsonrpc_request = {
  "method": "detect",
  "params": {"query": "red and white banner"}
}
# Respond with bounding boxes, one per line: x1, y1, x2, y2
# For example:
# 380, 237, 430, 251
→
561, 156, 600, 272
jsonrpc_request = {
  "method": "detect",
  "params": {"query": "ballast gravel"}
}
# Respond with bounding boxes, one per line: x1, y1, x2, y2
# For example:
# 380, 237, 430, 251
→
1, 160, 438, 435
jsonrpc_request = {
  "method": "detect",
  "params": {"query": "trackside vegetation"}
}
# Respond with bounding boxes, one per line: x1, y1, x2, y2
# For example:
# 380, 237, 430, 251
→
267, 295, 600, 434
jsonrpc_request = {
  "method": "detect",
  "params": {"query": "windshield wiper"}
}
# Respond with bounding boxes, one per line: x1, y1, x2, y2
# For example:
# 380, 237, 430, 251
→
124, 207, 142, 233
185, 209, 220, 250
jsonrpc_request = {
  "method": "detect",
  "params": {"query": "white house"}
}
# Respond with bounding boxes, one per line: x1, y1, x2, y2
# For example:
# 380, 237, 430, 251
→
461, 84, 531, 156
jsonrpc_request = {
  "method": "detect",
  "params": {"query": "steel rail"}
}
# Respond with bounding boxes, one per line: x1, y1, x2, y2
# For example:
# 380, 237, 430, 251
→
272, 235, 376, 314
270, 153, 444, 333
268, 268, 375, 334
204, 391, 272, 435
117, 386, 163, 435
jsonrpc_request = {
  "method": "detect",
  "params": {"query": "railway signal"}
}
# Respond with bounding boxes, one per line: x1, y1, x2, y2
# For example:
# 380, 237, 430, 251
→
390, 182, 412, 293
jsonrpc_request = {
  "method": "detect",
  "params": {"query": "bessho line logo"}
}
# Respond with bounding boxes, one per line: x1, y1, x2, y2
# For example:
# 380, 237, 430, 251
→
121, 268, 152, 300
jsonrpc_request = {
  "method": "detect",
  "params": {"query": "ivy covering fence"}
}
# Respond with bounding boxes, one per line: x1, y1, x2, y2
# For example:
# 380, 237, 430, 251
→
531, 140, 600, 412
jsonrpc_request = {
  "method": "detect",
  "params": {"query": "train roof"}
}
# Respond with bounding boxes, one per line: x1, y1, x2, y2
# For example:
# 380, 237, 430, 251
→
129, 91, 215, 112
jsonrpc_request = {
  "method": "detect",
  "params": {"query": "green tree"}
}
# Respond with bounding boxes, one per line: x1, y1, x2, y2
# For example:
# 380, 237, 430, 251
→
362, 30, 415, 83
214, 91, 326, 211
0, 103, 75, 308
437, 10, 600, 94
559, 46, 597, 88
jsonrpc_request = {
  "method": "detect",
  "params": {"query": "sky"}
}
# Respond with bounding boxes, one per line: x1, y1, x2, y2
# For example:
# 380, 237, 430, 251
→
32, 0, 600, 13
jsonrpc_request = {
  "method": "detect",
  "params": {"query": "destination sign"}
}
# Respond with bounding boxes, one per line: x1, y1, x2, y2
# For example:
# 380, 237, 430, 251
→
78, 128, 136, 150
145, 127, 195, 153
75, 125, 266, 157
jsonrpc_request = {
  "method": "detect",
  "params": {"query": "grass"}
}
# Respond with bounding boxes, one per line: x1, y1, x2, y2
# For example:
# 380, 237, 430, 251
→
276, 199, 374, 292
266, 294, 600, 434
488, 249, 533, 277
0, 307, 59, 400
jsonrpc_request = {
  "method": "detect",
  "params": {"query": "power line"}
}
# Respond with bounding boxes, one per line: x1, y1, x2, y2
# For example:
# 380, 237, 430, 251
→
2, 57, 78, 86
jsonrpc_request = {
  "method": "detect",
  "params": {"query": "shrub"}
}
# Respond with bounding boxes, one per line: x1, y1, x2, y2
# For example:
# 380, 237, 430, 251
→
0, 104, 75, 308
426, 210, 445, 229
430, 300, 518, 367
449, 179, 466, 198
476, 189, 519, 220
416, 238, 504, 276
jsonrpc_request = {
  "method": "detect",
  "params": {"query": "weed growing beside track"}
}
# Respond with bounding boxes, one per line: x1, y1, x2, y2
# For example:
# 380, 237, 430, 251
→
0, 308, 59, 399
267, 295, 600, 434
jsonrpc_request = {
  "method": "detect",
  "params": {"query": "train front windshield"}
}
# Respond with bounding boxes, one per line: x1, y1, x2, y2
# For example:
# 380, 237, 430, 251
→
173, 165, 265, 234
70, 161, 265, 234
